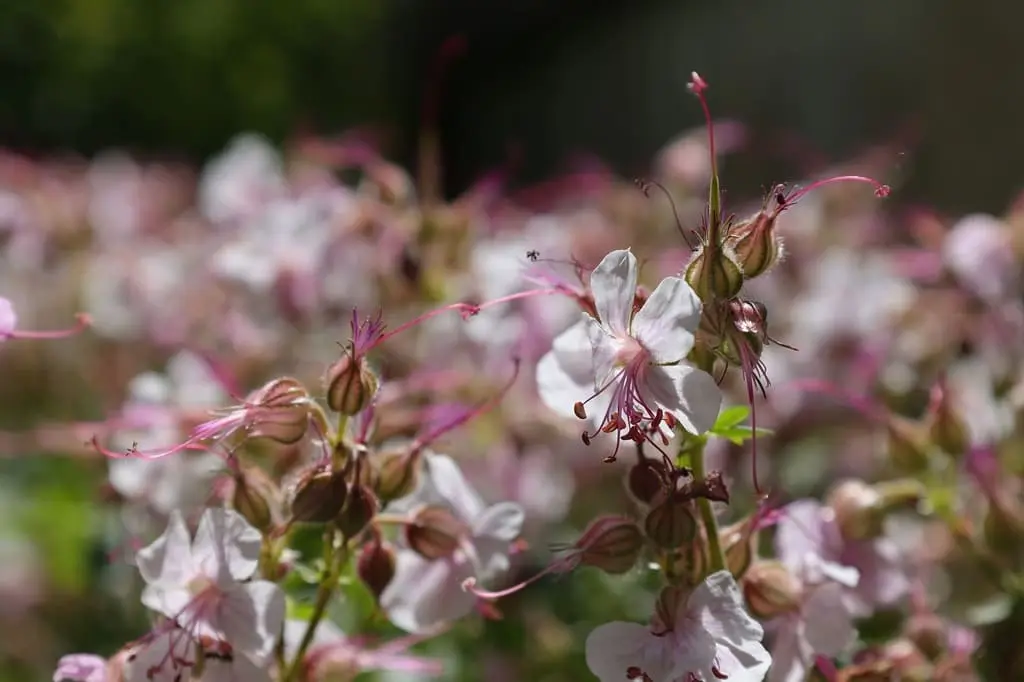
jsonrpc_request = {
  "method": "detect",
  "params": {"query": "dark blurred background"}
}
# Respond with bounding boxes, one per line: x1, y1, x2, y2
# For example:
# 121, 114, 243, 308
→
1, 0, 1022, 224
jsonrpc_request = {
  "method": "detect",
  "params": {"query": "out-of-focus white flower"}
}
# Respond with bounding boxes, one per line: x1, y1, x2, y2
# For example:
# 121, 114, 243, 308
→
0, 296, 15, 338
135, 509, 285, 665
537, 248, 721, 444
199, 134, 286, 226
944, 213, 1019, 302
52, 653, 107, 682
381, 453, 524, 634
584, 570, 771, 682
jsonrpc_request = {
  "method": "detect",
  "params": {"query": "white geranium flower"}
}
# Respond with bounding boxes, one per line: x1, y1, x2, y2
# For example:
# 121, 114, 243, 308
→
199, 133, 286, 225
123, 627, 196, 682
195, 653, 272, 682
585, 571, 771, 682
135, 509, 285, 664
767, 581, 857, 682
381, 453, 524, 634
537, 249, 721, 447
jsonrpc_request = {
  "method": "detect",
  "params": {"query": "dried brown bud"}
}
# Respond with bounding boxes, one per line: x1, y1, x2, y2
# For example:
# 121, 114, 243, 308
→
405, 506, 468, 560
325, 354, 378, 416
742, 560, 802, 618
249, 377, 314, 444
336, 483, 378, 538
575, 515, 645, 575
644, 498, 697, 549
289, 466, 348, 524
375, 449, 421, 503
687, 470, 730, 504
684, 244, 744, 302
828, 479, 884, 541
357, 538, 397, 600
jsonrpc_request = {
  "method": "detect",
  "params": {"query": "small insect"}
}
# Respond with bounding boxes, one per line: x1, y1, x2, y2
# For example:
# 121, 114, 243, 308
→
526, 250, 540, 262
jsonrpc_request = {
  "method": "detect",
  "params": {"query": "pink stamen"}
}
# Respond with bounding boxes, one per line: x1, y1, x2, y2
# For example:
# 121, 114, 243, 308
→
687, 72, 716, 184
779, 175, 890, 210
3, 312, 90, 341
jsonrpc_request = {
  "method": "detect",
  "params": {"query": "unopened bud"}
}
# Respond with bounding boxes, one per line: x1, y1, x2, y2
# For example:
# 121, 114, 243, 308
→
742, 560, 802, 618
983, 495, 1024, 560
375, 449, 421, 503
887, 416, 931, 474
720, 519, 755, 579
627, 458, 668, 505
325, 354, 379, 416
725, 210, 782, 279
232, 470, 275, 533
575, 515, 645, 575
669, 539, 706, 587
904, 613, 948, 661
653, 584, 689, 634
405, 506, 467, 560
336, 483, 378, 538
828, 479, 884, 541
684, 244, 744, 302
289, 466, 348, 524
249, 377, 313, 444
357, 538, 396, 600
644, 498, 697, 549
926, 381, 969, 460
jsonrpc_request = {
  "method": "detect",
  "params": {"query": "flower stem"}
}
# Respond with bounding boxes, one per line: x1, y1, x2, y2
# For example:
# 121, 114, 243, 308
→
688, 437, 726, 574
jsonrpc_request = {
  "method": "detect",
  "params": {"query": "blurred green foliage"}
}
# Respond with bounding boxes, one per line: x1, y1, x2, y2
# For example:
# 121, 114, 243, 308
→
0, 0, 391, 159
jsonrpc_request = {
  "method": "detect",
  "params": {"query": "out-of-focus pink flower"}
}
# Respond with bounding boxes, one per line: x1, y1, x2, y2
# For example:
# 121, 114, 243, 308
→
943, 213, 1019, 303
53, 653, 107, 682
381, 453, 524, 633
585, 571, 771, 682
135, 509, 285, 665
537, 248, 721, 450
199, 134, 286, 226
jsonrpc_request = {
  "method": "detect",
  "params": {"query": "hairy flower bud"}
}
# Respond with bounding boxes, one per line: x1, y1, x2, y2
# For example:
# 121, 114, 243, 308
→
405, 506, 467, 560
742, 560, 802, 618
574, 515, 645, 575
289, 466, 348, 524
232, 470, 275, 533
827, 479, 884, 541
925, 380, 969, 460
725, 210, 782, 279
357, 537, 396, 601
684, 244, 744, 302
336, 483, 378, 538
644, 497, 697, 549
249, 377, 314, 444
886, 416, 931, 474
325, 354, 379, 416
375, 449, 421, 503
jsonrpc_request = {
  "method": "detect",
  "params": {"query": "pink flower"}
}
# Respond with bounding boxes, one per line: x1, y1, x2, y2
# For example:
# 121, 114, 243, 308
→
585, 571, 771, 682
53, 654, 107, 682
537, 249, 721, 457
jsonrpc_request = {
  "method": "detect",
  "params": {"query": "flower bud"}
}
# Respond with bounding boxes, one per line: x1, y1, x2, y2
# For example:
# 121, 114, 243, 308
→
925, 380, 969, 460
324, 354, 378, 416
742, 560, 802, 618
627, 458, 668, 505
289, 467, 348, 524
669, 539, 706, 587
725, 210, 782, 279
684, 244, 744, 302
982, 495, 1024, 561
375, 449, 421, 503
405, 506, 467, 560
249, 377, 314, 444
904, 613, 948, 661
720, 519, 756, 579
336, 483, 378, 538
828, 479, 884, 541
644, 498, 697, 549
574, 515, 645, 575
232, 470, 275, 533
886, 416, 931, 474
357, 537, 396, 601
653, 584, 689, 634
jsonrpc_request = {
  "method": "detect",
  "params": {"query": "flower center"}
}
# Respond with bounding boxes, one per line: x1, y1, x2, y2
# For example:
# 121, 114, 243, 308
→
614, 335, 645, 367
187, 574, 216, 597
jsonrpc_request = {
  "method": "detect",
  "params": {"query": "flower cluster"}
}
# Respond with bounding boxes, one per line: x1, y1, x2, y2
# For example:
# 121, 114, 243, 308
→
0, 67, 1016, 682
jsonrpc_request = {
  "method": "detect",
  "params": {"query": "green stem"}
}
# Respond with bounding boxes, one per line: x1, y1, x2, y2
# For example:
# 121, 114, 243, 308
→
689, 438, 726, 574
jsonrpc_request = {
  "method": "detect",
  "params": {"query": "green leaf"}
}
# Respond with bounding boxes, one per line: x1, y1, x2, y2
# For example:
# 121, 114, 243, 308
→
711, 405, 750, 432
712, 425, 774, 446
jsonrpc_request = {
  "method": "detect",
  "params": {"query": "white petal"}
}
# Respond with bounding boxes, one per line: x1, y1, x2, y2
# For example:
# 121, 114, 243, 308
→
381, 551, 475, 634
473, 502, 525, 542
422, 454, 486, 523
123, 630, 196, 682
214, 581, 286, 664
631, 276, 700, 363
643, 364, 722, 435
198, 655, 272, 682
585, 315, 622, 389
584, 621, 676, 682
537, 350, 601, 426
0, 297, 17, 336
140, 585, 191, 620
712, 640, 774, 682
802, 583, 856, 657
766, 619, 810, 682
550, 317, 599, 382
136, 510, 193, 587
774, 500, 827, 575
689, 571, 766, 651
192, 508, 262, 584
590, 249, 637, 337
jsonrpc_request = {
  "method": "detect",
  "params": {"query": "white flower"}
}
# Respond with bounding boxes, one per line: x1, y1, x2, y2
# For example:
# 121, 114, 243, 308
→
537, 249, 721, 445
767, 581, 857, 682
123, 628, 196, 682
199, 133, 286, 225
195, 653, 272, 682
135, 509, 285, 664
381, 453, 524, 633
585, 570, 771, 682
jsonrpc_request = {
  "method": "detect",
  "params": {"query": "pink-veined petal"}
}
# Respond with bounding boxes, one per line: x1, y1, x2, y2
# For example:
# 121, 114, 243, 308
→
643, 363, 722, 435
473, 502, 525, 542
420, 454, 486, 523
381, 551, 475, 634
774, 500, 827, 575
689, 571, 766, 652
214, 581, 286, 664
585, 315, 622, 390
802, 583, 856, 657
136, 510, 194, 587
192, 508, 261, 584
198, 654, 273, 682
710, 639, 774, 682
584, 621, 676, 682
766, 617, 810, 682
631, 276, 701, 363
590, 249, 637, 337
123, 629, 196, 682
